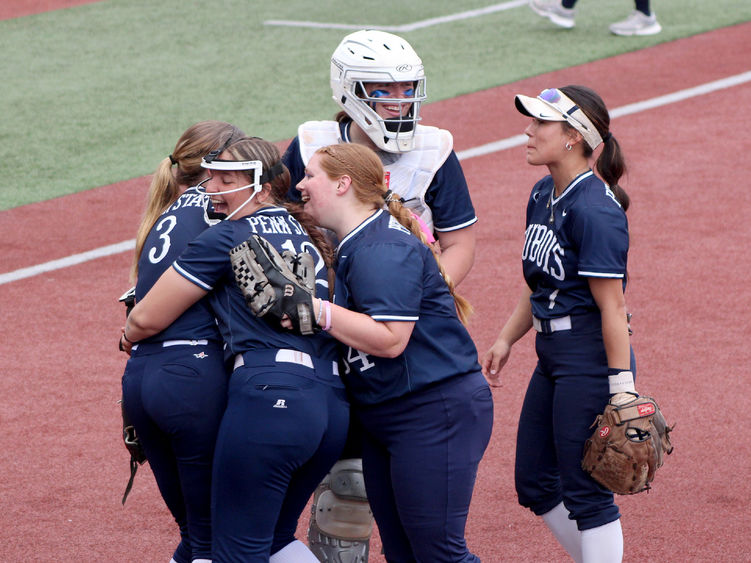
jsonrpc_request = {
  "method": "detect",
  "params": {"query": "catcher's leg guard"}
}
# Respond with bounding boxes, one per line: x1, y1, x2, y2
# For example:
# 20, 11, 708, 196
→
308, 458, 373, 563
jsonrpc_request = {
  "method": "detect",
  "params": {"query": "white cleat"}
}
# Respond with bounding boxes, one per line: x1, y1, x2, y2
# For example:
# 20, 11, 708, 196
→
609, 10, 662, 36
529, 0, 576, 29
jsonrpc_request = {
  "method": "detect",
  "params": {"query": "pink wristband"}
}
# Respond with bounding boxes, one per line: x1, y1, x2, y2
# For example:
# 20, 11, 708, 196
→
322, 300, 332, 331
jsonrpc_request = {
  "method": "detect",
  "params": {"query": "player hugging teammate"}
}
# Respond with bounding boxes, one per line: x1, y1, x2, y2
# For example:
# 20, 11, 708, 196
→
281, 29, 479, 562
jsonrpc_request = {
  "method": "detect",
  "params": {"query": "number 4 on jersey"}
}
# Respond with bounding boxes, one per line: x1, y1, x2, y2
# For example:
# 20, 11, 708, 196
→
344, 346, 376, 374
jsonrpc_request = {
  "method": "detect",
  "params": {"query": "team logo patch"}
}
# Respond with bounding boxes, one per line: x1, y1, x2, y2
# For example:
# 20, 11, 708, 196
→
637, 403, 656, 416
193, 352, 208, 359
599, 426, 611, 438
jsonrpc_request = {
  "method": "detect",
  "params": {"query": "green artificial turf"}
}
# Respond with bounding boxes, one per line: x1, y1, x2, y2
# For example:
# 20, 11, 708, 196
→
2, 0, 750, 209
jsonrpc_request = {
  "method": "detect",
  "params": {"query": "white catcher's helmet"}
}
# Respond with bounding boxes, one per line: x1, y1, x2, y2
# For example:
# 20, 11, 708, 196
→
330, 30, 426, 153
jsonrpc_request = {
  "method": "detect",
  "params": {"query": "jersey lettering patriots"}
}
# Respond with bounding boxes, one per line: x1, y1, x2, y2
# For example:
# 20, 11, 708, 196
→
522, 171, 629, 320
522, 223, 565, 281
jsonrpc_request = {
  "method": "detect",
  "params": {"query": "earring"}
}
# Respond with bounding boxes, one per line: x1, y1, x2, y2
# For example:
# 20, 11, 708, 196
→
565, 142, 573, 151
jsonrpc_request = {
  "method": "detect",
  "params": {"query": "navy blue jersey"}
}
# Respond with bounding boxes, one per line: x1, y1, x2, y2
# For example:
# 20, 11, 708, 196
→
334, 209, 481, 405
135, 186, 221, 344
173, 206, 338, 362
282, 119, 476, 232
522, 171, 629, 319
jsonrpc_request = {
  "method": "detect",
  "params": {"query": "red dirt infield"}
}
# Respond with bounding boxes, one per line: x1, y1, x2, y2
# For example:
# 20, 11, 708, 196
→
1, 18, 749, 563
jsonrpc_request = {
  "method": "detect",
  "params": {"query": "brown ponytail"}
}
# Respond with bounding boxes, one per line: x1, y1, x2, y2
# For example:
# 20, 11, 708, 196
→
560, 85, 630, 211
131, 121, 245, 282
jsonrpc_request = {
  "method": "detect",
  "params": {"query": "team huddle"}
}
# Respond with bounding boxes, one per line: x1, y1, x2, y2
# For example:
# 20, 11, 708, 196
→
117, 29, 672, 563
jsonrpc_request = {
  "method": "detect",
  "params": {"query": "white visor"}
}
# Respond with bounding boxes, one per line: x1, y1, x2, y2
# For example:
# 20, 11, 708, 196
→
515, 88, 603, 150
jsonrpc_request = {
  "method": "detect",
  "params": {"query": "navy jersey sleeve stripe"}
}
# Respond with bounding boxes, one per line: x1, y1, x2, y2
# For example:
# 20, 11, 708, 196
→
172, 262, 214, 291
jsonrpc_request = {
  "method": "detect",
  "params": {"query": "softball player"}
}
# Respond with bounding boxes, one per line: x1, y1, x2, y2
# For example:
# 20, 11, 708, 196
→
282, 29, 478, 561
482, 85, 634, 562
296, 142, 494, 563
283, 29, 476, 286
120, 121, 244, 563
124, 137, 349, 563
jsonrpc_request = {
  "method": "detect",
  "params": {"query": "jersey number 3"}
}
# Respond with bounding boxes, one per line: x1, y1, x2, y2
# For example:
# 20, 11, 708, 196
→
147, 215, 177, 265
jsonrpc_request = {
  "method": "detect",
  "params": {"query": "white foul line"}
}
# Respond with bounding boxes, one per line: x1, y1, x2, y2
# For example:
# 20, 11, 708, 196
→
455, 69, 751, 160
0, 240, 135, 285
2, 69, 750, 286
264, 1, 529, 32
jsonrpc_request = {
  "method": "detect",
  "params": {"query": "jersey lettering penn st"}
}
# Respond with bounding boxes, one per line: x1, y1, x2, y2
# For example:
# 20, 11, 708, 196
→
522, 223, 565, 281
245, 212, 305, 236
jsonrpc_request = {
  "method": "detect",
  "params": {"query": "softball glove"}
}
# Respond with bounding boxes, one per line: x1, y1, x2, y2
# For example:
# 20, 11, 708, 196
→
230, 234, 318, 335
582, 394, 674, 495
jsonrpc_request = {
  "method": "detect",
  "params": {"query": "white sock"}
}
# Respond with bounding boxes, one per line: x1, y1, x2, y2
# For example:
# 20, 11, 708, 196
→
269, 539, 319, 563
541, 502, 583, 563
581, 519, 623, 563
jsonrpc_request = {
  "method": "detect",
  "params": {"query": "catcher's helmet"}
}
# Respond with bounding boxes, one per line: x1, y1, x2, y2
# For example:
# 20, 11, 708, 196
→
330, 30, 426, 153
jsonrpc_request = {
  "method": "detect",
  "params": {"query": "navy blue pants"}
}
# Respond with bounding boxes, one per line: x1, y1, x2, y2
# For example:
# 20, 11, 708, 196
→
211, 353, 350, 562
356, 371, 493, 563
121, 340, 228, 563
515, 316, 635, 531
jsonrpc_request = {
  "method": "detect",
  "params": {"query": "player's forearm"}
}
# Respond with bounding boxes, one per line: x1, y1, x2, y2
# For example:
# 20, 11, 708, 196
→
123, 268, 207, 342
589, 277, 630, 369
124, 306, 166, 342
436, 227, 476, 286
439, 244, 475, 286
316, 300, 412, 358
497, 288, 534, 346
600, 306, 631, 370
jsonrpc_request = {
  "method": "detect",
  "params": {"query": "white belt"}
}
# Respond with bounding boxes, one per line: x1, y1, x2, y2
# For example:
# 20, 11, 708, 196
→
162, 339, 209, 347
234, 349, 339, 375
132, 339, 208, 351
532, 315, 572, 333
